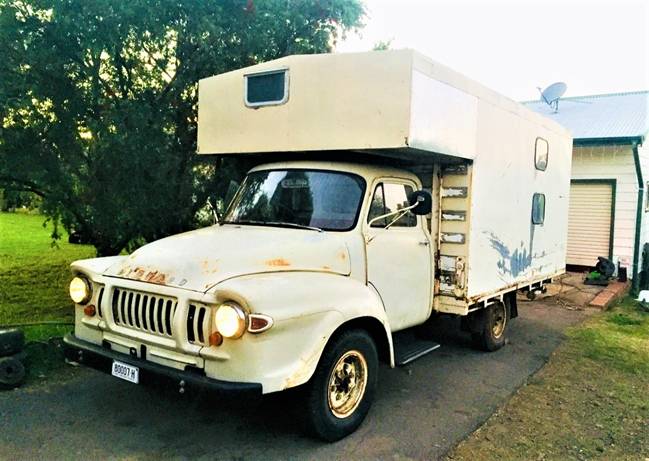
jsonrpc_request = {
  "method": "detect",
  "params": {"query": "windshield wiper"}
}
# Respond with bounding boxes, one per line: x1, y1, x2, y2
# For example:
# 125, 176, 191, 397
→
222, 219, 323, 232
265, 221, 323, 232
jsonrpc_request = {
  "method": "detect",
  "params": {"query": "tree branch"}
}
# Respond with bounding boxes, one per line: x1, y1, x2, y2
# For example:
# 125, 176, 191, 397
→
0, 175, 49, 197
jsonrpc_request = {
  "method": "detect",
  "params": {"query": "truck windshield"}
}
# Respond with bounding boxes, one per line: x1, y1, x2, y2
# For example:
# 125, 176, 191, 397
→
223, 169, 366, 231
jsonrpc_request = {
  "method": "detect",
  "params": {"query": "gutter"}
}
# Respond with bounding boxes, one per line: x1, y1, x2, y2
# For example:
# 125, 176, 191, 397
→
632, 141, 644, 292
573, 136, 644, 147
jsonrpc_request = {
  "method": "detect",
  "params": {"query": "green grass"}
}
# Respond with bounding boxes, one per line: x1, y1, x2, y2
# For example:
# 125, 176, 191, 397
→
0, 212, 94, 340
449, 299, 649, 461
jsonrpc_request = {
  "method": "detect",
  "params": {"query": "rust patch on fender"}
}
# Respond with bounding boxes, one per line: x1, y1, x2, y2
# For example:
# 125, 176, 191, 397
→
144, 271, 167, 285
322, 265, 331, 271
339, 252, 347, 261
119, 266, 168, 285
265, 258, 291, 267
201, 259, 219, 274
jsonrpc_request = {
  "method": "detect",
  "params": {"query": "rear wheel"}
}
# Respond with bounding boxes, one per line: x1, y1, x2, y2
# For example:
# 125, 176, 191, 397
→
304, 330, 378, 441
471, 301, 509, 351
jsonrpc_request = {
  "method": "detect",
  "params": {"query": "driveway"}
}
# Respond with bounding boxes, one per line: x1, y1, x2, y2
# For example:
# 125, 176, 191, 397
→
1, 296, 594, 461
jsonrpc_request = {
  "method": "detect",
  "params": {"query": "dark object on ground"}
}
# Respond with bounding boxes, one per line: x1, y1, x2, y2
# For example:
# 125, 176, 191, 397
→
618, 265, 628, 282
584, 257, 615, 286
0, 329, 25, 357
0, 329, 26, 389
639, 243, 649, 290
595, 257, 615, 278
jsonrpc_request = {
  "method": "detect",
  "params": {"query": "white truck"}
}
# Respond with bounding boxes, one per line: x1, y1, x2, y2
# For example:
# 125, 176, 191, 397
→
64, 50, 572, 441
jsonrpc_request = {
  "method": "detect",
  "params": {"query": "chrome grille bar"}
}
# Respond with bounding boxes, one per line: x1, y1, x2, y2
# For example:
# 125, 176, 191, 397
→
187, 303, 211, 346
112, 287, 177, 338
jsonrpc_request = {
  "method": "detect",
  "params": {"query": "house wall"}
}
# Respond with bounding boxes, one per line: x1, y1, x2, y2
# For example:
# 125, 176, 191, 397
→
571, 144, 639, 273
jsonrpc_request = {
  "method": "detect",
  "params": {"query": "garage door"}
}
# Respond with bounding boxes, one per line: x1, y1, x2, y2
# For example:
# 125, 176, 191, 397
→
567, 182, 613, 266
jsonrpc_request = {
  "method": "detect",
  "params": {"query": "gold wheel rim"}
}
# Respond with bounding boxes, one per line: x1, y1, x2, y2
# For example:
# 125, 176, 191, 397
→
492, 303, 507, 338
327, 350, 368, 419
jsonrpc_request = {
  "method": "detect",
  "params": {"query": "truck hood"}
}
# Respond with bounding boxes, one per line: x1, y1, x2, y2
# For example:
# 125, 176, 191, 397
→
103, 225, 351, 292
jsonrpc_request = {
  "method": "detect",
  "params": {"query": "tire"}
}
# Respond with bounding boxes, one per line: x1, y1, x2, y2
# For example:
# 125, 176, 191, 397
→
303, 329, 378, 441
471, 301, 509, 352
0, 356, 26, 390
0, 329, 25, 357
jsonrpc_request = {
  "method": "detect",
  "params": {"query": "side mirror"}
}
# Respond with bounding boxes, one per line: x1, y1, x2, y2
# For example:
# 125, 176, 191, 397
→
408, 190, 432, 215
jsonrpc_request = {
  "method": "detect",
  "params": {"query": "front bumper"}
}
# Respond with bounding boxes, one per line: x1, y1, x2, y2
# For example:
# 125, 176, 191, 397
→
63, 334, 262, 395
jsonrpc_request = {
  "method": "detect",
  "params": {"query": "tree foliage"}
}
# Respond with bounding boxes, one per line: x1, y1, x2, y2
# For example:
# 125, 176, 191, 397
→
0, 0, 364, 255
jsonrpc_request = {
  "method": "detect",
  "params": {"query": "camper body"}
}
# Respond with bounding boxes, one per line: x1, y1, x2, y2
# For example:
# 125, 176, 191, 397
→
64, 50, 572, 441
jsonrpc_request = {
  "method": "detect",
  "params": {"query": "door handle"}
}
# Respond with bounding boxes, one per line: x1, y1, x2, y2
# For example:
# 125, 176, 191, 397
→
419, 240, 430, 246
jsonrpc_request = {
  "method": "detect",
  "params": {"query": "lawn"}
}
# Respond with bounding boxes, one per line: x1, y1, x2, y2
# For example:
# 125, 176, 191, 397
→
0, 212, 95, 340
448, 298, 649, 461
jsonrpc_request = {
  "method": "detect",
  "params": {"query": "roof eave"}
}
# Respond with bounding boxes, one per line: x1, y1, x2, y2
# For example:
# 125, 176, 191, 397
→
573, 135, 645, 146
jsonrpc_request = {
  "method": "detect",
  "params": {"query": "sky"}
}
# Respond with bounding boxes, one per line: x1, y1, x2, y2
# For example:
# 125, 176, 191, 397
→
336, 0, 649, 102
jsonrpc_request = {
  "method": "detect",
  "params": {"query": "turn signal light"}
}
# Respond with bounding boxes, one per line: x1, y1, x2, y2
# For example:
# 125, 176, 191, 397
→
209, 332, 223, 347
83, 304, 96, 317
248, 314, 273, 333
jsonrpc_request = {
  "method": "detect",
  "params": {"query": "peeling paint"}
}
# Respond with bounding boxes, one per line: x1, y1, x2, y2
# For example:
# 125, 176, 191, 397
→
485, 226, 547, 278
441, 187, 468, 198
441, 210, 466, 221
441, 232, 465, 244
283, 335, 328, 389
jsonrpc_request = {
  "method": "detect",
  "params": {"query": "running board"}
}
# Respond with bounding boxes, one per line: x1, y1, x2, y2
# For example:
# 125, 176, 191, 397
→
393, 331, 441, 366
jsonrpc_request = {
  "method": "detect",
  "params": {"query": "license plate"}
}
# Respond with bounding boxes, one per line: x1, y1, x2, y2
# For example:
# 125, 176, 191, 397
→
111, 360, 139, 384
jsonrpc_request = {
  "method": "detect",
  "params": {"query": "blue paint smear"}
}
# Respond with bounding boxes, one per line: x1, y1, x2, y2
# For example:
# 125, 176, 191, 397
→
485, 231, 534, 278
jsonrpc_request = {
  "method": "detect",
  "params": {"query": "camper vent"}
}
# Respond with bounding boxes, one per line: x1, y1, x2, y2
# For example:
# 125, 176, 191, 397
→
245, 69, 289, 107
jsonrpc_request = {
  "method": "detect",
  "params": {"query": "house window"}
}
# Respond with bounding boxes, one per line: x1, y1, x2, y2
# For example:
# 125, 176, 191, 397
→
245, 69, 289, 107
532, 193, 545, 224
535, 137, 549, 171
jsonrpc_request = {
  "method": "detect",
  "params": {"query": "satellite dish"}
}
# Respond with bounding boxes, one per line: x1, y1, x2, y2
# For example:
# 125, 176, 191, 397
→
537, 82, 567, 112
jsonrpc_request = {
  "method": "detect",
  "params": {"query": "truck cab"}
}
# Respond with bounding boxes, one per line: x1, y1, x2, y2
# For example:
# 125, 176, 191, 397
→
65, 160, 443, 440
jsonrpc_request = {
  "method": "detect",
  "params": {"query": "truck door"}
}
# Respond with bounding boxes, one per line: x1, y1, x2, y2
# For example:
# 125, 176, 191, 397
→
365, 181, 433, 332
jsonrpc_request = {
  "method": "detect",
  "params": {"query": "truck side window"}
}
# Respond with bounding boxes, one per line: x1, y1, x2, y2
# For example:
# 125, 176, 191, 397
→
368, 183, 417, 228
532, 193, 545, 224
368, 184, 387, 227
535, 137, 548, 171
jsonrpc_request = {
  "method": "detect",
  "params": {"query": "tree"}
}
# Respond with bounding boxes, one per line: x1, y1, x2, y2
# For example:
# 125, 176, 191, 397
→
0, 0, 364, 255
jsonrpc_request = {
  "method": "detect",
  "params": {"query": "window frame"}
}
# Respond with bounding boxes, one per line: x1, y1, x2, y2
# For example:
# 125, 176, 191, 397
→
244, 68, 290, 108
223, 168, 367, 232
367, 179, 419, 229
532, 193, 546, 225
535, 137, 549, 171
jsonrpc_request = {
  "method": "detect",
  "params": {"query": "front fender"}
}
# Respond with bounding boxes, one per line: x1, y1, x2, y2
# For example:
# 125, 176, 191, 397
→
71, 256, 128, 278
204, 272, 393, 393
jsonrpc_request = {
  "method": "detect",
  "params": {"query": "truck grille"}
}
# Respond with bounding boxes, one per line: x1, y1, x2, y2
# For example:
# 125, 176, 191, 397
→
187, 304, 211, 346
111, 288, 177, 337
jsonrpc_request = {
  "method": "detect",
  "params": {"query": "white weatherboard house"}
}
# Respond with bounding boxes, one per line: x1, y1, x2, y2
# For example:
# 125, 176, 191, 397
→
525, 91, 649, 289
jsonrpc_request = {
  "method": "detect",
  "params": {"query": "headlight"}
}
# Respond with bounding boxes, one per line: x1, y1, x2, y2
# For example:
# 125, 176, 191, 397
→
69, 276, 92, 304
214, 303, 247, 339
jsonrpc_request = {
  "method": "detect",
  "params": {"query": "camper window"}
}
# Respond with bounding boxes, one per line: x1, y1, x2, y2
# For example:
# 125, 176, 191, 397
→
532, 193, 545, 224
245, 69, 289, 107
535, 138, 549, 171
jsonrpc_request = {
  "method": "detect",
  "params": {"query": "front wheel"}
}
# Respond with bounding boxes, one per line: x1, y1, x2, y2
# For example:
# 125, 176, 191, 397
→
471, 301, 509, 351
303, 330, 378, 441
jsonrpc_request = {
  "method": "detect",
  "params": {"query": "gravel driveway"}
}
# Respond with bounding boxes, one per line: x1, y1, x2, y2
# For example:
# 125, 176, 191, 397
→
1, 297, 593, 460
